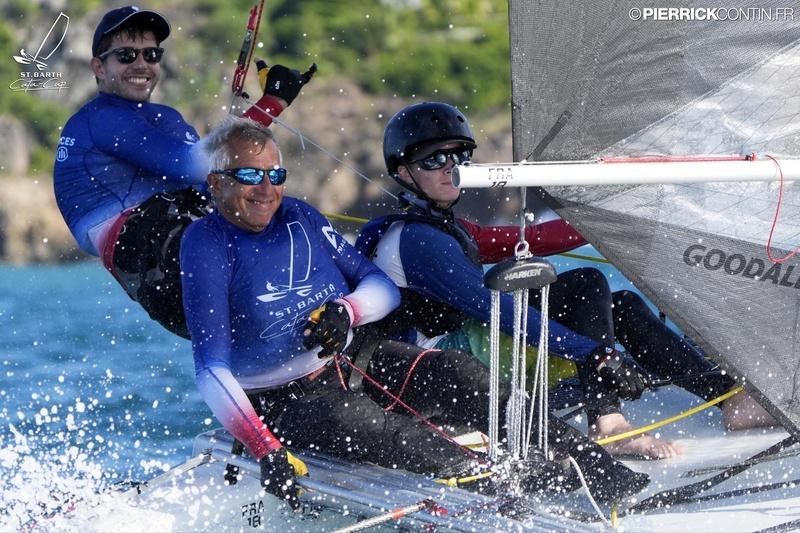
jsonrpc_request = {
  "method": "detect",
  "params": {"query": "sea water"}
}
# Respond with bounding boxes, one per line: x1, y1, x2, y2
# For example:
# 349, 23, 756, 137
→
0, 262, 209, 530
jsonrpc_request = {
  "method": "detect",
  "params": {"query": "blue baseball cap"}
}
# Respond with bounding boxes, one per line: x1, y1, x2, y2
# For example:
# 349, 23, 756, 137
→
92, 6, 171, 57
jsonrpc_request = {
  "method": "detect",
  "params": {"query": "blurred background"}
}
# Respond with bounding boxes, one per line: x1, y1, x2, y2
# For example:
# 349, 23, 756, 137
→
0, 0, 520, 265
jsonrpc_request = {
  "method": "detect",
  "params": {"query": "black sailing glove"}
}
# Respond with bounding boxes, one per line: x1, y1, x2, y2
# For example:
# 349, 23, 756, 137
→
303, 302, 351, 358
257, 60, 316, 106
594, 347, 649, 401
260, 447, 301, 510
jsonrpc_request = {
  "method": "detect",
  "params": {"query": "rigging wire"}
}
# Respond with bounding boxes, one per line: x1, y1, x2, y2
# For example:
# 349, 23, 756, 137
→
243, 105, 398, 200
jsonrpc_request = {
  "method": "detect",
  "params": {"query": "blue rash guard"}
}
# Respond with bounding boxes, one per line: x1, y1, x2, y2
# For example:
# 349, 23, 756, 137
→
361, 217, 600, 363
181, 198, 400, 458
54, 92, 209, 256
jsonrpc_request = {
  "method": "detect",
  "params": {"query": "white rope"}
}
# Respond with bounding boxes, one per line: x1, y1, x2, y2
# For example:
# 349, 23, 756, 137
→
488, 289, 502, 462
524, 284, 550, 458
538, 286, 550, 458
567, 456, 613, 528
506, 289, 524, 457
514, 289, 532, 459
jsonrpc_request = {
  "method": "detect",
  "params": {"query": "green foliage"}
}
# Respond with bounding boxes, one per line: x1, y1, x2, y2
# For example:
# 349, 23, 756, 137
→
0, 16, 74, 173
267, 0, 510, 109
1, 0, 511, 176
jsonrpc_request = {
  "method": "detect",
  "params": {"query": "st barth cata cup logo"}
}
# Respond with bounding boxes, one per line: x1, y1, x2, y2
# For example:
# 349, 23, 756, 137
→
13, 12, 68, 70
10, 12, 70, 92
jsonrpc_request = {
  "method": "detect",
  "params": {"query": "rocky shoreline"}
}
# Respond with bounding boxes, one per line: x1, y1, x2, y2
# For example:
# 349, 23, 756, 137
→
0, 176, 88, 265
1, 80, 515, 266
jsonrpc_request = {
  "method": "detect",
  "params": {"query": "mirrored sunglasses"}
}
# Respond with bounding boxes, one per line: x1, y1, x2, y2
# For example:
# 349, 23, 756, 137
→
414, 148, 472, 171
212, 167, 288, 186
98, 47, 164, 64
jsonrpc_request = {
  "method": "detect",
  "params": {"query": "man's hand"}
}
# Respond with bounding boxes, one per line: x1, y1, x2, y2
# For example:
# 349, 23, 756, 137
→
594, 347, 648, 401
260, 447, 304, 510
303, 302, 351, 358
256, 59, 316, 106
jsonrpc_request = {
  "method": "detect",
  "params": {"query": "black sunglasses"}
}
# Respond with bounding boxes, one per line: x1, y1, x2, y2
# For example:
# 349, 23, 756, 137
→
413, 148, 472, 171
98, 47, 164, 64
212, 167, 288, 186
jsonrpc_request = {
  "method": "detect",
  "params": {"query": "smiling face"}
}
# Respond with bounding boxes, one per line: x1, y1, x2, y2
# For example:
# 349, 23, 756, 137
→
207, 138, 284, 233
91, 30, 160, 102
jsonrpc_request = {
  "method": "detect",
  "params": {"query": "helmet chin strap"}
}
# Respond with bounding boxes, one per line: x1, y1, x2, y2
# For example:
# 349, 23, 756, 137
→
398, 167, 459, 213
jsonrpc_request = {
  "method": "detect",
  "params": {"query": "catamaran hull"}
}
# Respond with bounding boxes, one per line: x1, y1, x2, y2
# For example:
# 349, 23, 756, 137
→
22, 388, 800, 532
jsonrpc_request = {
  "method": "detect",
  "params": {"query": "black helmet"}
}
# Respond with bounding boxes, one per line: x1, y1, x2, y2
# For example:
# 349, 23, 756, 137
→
383, 102, 477, 176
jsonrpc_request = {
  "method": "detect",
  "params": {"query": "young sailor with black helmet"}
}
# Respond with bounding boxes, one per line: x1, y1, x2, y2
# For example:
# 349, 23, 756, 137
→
357, 102, 773, 461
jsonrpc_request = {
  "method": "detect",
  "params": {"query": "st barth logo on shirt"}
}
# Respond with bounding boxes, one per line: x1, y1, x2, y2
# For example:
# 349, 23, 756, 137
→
257, 221, 313, 303
258, 222, 339, 341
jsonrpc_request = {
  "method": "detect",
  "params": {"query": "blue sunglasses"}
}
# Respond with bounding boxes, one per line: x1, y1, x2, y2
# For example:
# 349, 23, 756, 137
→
212, 167, 287, 185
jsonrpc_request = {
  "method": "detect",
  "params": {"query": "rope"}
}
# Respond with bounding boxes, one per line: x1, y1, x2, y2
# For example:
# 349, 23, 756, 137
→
335, 354, 486, 465
559, 251, 610, 263
244, 106, 397, 199
381, 349, 439, 411
436, 470, 495, 487
530, 285, 550, 458
506, 289, 526, 457
488, 290, 502, 461
763, 154, 800, 263
595, 387, 743, 445
329, 499, 444, 533
567, 456, 614, 528
323, 212, 369, 224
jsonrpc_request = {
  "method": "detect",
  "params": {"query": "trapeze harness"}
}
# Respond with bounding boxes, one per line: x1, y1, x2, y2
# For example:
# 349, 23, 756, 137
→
101, 187, 212, 339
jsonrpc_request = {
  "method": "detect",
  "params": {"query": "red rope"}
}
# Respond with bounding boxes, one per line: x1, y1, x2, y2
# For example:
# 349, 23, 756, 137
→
334, 355, 347, 389
334, 353, 486, 464
383, 348, 439, 412
598, 154, 751, 163
764, 154, 800, 263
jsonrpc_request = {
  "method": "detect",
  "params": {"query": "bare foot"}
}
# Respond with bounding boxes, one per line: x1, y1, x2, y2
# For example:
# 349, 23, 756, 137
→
722, 388, 778, 431
589, 413, 684, 459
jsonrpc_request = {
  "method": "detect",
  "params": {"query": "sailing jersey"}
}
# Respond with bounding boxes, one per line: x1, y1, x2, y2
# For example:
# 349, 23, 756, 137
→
359, 214, 600, 363
54, 92, 208, 255
53, 91, 284, 256
181, 198, 400, 457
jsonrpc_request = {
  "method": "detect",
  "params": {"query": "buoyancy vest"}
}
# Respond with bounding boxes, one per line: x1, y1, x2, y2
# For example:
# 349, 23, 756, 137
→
355, 192, 481, 338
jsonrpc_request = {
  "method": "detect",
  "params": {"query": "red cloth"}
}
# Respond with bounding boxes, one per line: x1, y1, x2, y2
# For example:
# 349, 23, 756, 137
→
242, 94, 284, 126
458, 218, 587, 264
100, 207, 136, 283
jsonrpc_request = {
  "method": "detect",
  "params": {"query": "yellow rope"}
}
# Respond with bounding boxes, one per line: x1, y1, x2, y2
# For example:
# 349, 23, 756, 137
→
323, 212, 369, 224
558, 251, 610, 263
436, 388, 745, 498
594, 387, 743, 445
435, 471, 495, 487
